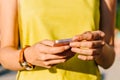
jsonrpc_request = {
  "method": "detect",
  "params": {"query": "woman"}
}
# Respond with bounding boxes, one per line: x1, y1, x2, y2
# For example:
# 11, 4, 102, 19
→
0, 0, 116, 80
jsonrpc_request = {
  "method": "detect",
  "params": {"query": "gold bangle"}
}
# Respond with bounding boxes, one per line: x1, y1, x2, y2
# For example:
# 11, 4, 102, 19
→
19, 45, 35, 70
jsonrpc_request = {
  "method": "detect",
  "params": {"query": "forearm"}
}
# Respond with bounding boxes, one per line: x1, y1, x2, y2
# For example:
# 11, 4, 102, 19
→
100, 0, 116, 44
0, 47, 24, 71
0, 0, 20, 70
97, 0, 116, 69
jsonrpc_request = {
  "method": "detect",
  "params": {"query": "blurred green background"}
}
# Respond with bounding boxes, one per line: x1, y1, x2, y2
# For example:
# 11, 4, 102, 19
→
116, 0, 120, 30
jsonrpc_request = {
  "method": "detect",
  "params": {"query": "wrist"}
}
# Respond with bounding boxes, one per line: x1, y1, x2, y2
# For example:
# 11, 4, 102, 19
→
95, 43, 115, 69
19, 45, 35, 70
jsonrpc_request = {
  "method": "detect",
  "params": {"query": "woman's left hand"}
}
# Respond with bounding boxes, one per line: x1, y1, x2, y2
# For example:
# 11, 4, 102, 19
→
70, 30, 105, 61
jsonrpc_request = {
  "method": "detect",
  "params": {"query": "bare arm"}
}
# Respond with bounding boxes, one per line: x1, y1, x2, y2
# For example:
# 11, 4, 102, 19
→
70, 0, 116, 69
96, 0, 116, 68
0, 22, 1, 47
100, 0, 116, 45
0, 0, 71, 71
0, 0, 23, 70
0, 5, 1, 47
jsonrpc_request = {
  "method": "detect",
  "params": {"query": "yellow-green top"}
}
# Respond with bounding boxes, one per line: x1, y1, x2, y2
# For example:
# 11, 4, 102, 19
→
17, 0, 100, 80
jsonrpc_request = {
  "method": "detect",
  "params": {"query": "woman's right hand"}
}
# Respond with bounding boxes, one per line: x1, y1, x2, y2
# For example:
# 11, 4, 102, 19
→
24, 40, 70, 68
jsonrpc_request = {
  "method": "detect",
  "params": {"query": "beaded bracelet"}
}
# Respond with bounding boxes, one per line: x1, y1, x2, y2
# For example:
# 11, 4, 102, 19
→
19, 46, 35, 70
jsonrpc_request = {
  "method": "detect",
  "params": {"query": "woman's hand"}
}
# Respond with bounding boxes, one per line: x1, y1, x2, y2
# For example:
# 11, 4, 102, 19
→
24, 40, 72, 68
70, 31, 105, 61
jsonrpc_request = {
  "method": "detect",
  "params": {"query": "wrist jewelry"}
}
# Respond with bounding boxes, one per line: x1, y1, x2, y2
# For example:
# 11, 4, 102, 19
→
19, 46, 35, 70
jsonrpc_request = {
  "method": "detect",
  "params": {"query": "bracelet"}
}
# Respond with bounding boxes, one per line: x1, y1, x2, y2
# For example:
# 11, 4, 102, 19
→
19, 45, 35, 70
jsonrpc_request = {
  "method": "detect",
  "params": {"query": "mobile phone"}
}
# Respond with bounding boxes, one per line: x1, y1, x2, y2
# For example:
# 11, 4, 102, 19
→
53, 38, 72, 46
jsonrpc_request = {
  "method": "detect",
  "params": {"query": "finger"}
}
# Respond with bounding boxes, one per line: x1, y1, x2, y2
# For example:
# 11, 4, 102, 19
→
38, 54, 66, 61
43, 59, 66, 66
38, 43, 70, 54
71, 48, 101, 56
72, 30, 105, 41
92, 30, 105, 40
59, 50, 75, 59
40, 39, 54, 46
70, 40, 105, 48
33, 60, 53, 68
78, 55, 94, 61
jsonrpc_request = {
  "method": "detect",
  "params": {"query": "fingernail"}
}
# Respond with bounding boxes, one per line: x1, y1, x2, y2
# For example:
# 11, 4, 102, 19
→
102, 41, 105, 45
64, 46, 70, 49
69, 43, 72, 46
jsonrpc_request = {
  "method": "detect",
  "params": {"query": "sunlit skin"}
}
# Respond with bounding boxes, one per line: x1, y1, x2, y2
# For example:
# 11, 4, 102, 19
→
70, 31, 115, 69
0, 0, 116, 70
